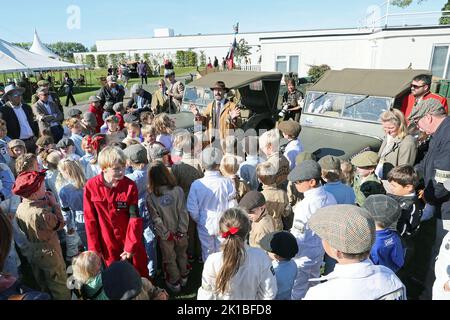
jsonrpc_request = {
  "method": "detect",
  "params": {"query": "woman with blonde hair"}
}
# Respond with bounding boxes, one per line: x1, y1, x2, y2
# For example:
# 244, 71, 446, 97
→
197, 207, 277, 300
377, 109, 417, 179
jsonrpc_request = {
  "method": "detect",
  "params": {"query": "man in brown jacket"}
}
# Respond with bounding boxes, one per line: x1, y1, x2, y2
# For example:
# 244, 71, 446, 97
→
190, 81, 241, 144
166, 71, 184, 114
13, 170, 70, 300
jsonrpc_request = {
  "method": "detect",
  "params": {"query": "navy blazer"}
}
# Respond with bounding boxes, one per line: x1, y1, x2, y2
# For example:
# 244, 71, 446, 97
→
0, 103, 39, 139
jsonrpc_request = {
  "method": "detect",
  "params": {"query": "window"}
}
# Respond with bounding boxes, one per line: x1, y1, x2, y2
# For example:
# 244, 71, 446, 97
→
430, 45, 450, 78
275, 55, 299, 74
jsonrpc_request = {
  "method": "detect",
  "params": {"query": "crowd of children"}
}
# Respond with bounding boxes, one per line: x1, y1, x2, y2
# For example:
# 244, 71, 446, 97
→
0, 87, 449, 302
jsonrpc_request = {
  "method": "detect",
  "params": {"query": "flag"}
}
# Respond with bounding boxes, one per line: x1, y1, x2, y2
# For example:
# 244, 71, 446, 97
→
226, 37, 237, 70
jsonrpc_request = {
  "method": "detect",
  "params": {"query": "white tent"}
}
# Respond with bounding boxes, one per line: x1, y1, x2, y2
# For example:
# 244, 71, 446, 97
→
0, 38, 85, 74
29, 30, 60, 59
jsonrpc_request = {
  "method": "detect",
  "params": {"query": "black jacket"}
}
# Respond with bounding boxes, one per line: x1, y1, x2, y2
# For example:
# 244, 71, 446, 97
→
98, 85, 125, 111
127, 91, 152, 110
415, 117, 450, 220
0, 103, 39, 139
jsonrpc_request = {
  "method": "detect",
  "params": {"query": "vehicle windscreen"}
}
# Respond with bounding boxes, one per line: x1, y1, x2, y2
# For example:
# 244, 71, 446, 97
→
181, 86, 214, 113
304, 91, 392, 122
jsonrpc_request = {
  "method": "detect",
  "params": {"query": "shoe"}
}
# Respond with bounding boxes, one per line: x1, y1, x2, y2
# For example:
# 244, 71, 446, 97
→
180, 276, 188, 287
165, 281, 181, 293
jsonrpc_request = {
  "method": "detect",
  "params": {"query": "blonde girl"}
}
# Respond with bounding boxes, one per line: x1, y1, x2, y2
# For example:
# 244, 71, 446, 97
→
72, 251, 108, 300
154, 113, 175, 151
197, 207, 277, 300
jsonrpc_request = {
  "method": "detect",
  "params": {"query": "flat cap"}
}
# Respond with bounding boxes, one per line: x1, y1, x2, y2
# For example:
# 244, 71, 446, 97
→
8, 139, 26, 149
318, 155, 341, 171
56, 137, 75, 149
101, 261, 142, 300
113, 102, 125, 113
260, 231, 299, 260
408, 98, 446, 122
351, 151, 379, 167
123, 112, 139, 124
67, 108, 82, 118
36, 87, 48, 95
288, 160, 321, 182
83, 112, 97, 127
147, 142, 170, 161
309, 204, 376, 254
124, 144, 148, 164
89, 95, 101, 103
37, 80, 49, 87
239, 191, 266, 211
363, 194, 401, 228
278, 120, 301, 138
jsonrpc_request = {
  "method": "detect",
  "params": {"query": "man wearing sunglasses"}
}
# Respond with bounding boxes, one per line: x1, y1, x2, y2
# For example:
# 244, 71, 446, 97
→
401, 74, 448, 119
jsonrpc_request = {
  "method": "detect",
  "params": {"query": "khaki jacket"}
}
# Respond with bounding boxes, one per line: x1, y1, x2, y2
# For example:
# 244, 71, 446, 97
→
199, 100, 241, 142
249, 210, 276, 249
151, 89, 170, 114
171, 158, 204, 200
261, 184, 292, 231
167, 81, 184, 112
378, 135, 417, 178
353, 173, 384, 207
32, 100, 64, 133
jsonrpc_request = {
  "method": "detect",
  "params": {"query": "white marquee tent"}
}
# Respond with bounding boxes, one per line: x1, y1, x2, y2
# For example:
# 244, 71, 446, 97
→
29, 30, 60, 59
0, 38, 85, 74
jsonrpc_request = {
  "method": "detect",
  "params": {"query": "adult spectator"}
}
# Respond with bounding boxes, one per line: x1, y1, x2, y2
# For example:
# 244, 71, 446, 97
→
151, 79, 169, 114
376, 109, 417, 179
165, 70, 184, 114
60, 72, 77, 107
98, 75, 125, 114
31, 80, 63, 114
213, 56, 219, 70
137, 60, 148, 85
107, 65, 114, 76
87, 96, 104, 133
190, 81, 241, 144
128, 84, 152, 114
282, 79, 304, 122
401, 74, 448, 119
0, 85, 39, 153
32, 88, 65, 143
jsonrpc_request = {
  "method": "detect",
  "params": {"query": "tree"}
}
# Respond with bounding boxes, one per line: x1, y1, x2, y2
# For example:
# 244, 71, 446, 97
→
109, 54, 119, 67
176, 51, 186, 67
308, 64, 331, 82
199, 51, 206, 66
440, 0, 450, 25
118, 53, 127, 64
47, 42, 88, 62
391, 0, 426, 8
235, 39, 252, 64
97, 54, 108, 68
185, 50, 198, 66
90, 45, 97, 52
134, 53, 141, 62
143, 53, 150, 62
85, 54, 96, 68
13, 42, 31, 50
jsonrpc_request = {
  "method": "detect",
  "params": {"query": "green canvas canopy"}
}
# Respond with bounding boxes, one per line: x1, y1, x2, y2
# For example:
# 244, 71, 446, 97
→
308, 68, 431, 98
190, 71, 282, 89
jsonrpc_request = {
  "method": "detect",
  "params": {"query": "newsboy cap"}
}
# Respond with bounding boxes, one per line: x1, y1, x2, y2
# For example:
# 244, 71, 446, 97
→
36, 87, 48, 95
56, 138, 75, 149
288, 160, 322, 182
113, 102, 125, 113
124, 144, 148, 164
67, 108, 82, 118
278, 120, 301, 138
101, 261, 142, 300
123, 112, 139, 124
318, 155, 341, 171
351, 151, 379, 168
147, 142, 170, 161
89, 95, 101, 103
363, 194, 401, 228
408, 98, 447, 122
239, 191, 266, 212
260, 231, 299, 260
309, 204, 376, 254
37, 80, 50, 87
83, 112, 97, 127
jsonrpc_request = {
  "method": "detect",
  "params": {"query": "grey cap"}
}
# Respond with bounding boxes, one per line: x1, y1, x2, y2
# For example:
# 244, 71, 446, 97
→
123, 113, 139, 124
408, 98, 446, 122
199, 147, 223, 169
89, 95, 101, 103
363, 194, 401, 228
124, 144, 148, 164
148, 142, 170, 161
101, 261, 142, 300
288, 160, 322, 182
3, 84, 25, 98
239, 191, 266, 211
36, 87, 48, 95
309, 204, 376, 254
56, 137, 75, 149
83, 112, 97, 127
351, 151, 379, 168
67, 108, 82, 118
113, 102, 125, 113
318, 155, 341, 171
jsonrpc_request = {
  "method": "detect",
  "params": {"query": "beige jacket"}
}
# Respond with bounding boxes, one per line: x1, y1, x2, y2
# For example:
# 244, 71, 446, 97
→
198, 100, 241, 142
261, 184, 292, 231
249, 210, 276, 249
32, 100, 64, 133
151, 89, 170, 114
378, 135, 417, 178
167, 81, 184, 111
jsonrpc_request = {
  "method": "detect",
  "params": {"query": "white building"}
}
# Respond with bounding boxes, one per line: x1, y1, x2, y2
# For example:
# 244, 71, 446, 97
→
74, 25, 450, 79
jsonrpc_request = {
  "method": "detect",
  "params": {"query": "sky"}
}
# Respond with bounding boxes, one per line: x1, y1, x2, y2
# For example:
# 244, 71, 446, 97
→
0, 0, 446, 48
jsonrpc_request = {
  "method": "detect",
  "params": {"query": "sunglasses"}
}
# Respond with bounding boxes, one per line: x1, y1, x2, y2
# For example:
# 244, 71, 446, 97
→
411, 84, 426, 89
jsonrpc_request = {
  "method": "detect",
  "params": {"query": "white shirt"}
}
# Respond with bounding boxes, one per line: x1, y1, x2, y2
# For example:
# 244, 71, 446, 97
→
303, 259, 406, 300
432, 232, 450, 300
11, 104, 34, 139
284, 139, 304, 170
290, 186, 337, 259
197, 245, 277, 300
187, 170, 236, 236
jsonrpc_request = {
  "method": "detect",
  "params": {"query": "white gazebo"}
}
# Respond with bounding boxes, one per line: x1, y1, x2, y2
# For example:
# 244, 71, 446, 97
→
29, 29, 60, 59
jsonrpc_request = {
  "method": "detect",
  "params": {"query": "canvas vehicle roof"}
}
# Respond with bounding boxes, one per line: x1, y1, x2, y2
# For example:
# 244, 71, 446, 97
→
190, 71, 283, 89
308, 68, 431, 98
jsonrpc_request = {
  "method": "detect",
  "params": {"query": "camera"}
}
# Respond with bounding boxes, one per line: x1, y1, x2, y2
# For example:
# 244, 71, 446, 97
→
278, 103, 289, 119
